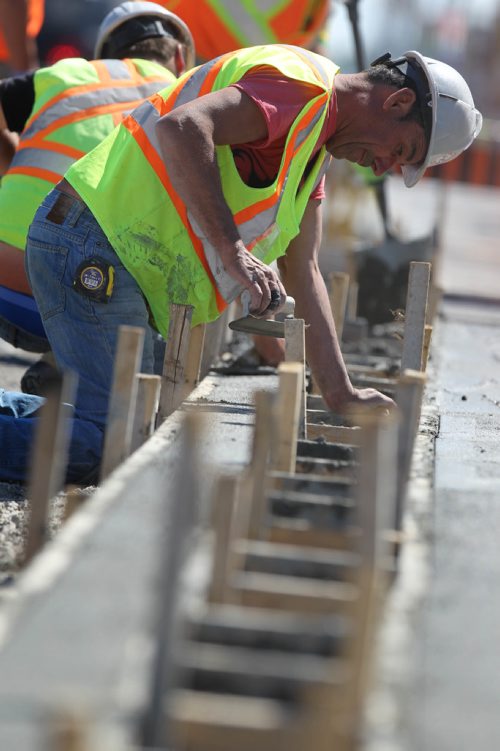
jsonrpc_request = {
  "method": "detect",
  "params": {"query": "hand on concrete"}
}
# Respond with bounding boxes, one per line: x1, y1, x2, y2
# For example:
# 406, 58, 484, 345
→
345, 387, 396, 414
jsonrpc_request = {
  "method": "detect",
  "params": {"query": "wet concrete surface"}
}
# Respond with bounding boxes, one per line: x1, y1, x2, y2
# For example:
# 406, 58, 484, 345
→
410, 298, 500, 751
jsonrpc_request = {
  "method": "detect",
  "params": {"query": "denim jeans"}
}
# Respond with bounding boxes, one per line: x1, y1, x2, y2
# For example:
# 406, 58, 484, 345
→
0, 187, 154, 484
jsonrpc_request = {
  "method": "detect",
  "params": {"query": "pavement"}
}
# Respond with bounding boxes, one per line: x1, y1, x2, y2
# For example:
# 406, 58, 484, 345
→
363, 177, 500, 751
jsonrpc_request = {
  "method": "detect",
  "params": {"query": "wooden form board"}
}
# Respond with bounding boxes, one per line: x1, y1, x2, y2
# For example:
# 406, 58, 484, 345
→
131, 374, 161, 453
395, 369, 427, 530
271, 362, 303, 473
328, 271, 350, 343
158, 304, 194, 423
284, 318, 307, 439
401, 261, 431, 372
23, 370, 77, 565
100, 325, 144, 481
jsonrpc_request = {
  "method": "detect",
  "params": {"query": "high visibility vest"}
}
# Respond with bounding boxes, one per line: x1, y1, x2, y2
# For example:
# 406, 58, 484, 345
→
0, 57, 175, 250
159, 0, 330, 60
0, 0, 45, 62
66, 45, 339, 336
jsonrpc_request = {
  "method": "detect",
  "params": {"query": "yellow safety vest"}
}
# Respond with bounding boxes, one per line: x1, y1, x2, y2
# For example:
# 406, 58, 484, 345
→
66, 45, 339, 335
0, 56, 175, 250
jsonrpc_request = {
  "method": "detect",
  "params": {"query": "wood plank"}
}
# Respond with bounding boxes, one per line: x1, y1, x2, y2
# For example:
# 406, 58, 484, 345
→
23, 370, 77, 565
401, 261, 431, 372
158, 303, 194, 423
284, 318, 307, 439
328, 271, 350, 342
209, 474, 239, 605
271, 362, 303, 473
130, 373, 161, 452
100, 325, 144, 480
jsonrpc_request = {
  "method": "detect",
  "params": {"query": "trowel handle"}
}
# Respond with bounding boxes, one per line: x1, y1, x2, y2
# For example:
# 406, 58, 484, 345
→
240, 289, 295, 317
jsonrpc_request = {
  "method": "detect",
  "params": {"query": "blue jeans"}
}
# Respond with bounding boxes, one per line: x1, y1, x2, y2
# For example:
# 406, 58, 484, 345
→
0, 187, 154, 484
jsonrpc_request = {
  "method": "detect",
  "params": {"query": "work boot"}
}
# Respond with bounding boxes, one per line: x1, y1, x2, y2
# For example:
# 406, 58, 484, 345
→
20, 351, 59, 397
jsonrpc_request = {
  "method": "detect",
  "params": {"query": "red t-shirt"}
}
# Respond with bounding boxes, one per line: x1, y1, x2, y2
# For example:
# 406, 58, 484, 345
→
231, 65, 337, 200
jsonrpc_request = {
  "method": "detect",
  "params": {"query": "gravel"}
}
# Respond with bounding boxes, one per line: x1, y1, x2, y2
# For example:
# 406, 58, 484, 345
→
0, 483, 96, 597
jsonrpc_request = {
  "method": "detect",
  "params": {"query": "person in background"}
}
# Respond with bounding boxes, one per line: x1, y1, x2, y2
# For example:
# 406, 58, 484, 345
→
155, 0, 330, 62
0, 0, 44, 75
0, 1, 195, 393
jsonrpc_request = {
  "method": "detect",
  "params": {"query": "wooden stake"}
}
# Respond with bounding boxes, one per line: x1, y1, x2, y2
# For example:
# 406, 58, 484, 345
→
422, 324, 433, 370
271, 362, 303, 473
100, 325, 144, 481
401, 261, 431, 372
247, 390, 274, 540
184, 323, 207, 393
208, 473, 239, 604
346, 280, 359, 321
23, 370, 78, 565
157, 304, 194, 423
395, 369, 427, 530
284, 317, 307, 440
130, 373, 161, 453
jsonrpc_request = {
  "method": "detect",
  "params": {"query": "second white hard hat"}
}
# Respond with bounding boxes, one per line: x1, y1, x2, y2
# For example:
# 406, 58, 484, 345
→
94, 1, 195, 70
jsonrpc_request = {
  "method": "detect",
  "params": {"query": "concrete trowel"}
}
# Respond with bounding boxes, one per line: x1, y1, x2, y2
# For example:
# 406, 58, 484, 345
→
229, 290, 295, 338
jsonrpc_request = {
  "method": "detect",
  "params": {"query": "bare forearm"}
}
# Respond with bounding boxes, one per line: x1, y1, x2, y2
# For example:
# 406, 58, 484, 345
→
282, 257, 354, 410
155, 89, 286, 314
0, 129, 18, 174
279, 199, 395, 413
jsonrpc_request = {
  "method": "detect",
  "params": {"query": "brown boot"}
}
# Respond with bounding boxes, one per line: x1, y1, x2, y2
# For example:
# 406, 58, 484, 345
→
20, 351, 59, 396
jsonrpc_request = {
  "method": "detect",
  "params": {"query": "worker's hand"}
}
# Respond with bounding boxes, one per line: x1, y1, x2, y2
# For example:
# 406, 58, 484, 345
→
343, 387, 396, 415
323, 383, 396, 415
224, 242, 287, 317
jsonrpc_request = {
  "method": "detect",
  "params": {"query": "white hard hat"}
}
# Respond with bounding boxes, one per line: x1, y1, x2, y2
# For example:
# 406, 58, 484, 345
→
94, 1, 195, 69
372, 51, 483, 187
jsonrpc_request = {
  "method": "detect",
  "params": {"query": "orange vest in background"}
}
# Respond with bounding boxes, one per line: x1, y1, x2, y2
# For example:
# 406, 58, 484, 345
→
0, 0, 45, 61
158, 0, 329, 60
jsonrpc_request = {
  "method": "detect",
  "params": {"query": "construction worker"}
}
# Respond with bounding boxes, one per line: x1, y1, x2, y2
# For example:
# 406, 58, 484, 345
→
0, 46, 482, 484
156, 0, 330, 61
0, 1, 195, 390
0, 0, 44, 75
153, 0, 332, 369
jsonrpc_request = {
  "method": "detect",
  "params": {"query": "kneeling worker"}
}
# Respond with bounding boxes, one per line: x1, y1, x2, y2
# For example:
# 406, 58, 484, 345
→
0, 1, 195, 391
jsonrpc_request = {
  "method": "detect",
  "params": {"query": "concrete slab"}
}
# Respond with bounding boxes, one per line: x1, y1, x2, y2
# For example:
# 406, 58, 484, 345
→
409, 297, 500, 751
0, 374, 278, 749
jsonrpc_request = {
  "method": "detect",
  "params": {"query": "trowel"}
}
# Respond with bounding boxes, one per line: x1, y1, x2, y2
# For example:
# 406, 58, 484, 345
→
229, 290, 295, 338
